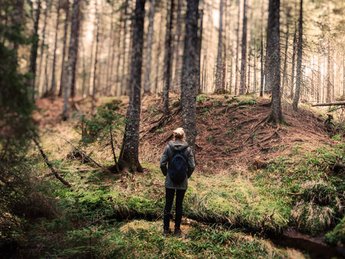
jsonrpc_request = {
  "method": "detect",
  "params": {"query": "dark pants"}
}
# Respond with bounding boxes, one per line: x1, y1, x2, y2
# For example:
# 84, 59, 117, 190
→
163, 188, 186, 231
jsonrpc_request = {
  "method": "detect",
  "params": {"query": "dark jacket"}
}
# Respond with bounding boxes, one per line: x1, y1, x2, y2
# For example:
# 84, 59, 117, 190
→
160, 140, 196, 190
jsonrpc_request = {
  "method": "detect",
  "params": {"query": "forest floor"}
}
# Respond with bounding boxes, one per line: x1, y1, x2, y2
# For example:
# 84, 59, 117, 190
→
14, 94, 345, 258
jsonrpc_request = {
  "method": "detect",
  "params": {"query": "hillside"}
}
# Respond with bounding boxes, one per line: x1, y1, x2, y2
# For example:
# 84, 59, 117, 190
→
16, 94, 344, 258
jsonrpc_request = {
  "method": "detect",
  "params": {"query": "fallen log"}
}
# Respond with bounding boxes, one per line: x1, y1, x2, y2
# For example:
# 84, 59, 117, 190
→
312, 102, 345, 107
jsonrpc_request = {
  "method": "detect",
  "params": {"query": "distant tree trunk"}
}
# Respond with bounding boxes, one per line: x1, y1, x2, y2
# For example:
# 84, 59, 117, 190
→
91, 1, 100, 112
154, 13, 164, 93
172, 0, 183, 91
38, 0, 51, 96
105, 4, 116, 95
62, 0, 80, 120
163, 0, 175, 115
317, 55, 321, 103
326, 40, 332, 103
292, 0, 303, 110
247, 48, 251, 93
119, 0, 146, 172
121, 0, 130, 96
281, 7, 290, 97
266, 0, 282, 123
50, 0, 61, 97
343, 55, 345, 98
215, 0, 224, 93
143, 0, 156, 95
259, 0, 265, 97
253, 42, 257, 93
260, 27, 264, 96
239, 0, 248, 95
181, 0, 200, 149
29, 0, 42, 99
58, 1, 70, 97
234, 0, 241, 95
290, 23, 297, 99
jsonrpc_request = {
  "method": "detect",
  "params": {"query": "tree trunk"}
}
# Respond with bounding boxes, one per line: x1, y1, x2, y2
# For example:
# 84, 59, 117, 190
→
266, 0, 282, 123
215, 0, 224, 93
50, 0, 61, 97
181, 0, 200, 149
38, 0, 51, 96
58, 1, 70, 97
91, 1, 100, 112
292, 0, 303, 110
119, 0, 146, 172
343, 55, 345, 98
29, 0, 42, 99
281, 7, 290, 98
326, 40, 332, 102
290, 23, 297, 99
239, 0, 248, 95
163, 0, 175, 115
143, 0, 156, 94
172, 0, 183, 91
154, 13, 164, 93
234, 0, 241, 95
62, 0, 80, 120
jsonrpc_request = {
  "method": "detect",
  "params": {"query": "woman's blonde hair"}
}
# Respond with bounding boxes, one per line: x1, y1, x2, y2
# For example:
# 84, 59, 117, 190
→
173, 127, 185, 141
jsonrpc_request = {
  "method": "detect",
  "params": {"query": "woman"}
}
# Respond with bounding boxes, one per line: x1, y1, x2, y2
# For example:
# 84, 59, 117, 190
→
160, 128, 195, 236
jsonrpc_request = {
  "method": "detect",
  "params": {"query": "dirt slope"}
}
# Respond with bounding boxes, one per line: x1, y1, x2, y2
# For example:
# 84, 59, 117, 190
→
34, 94, 334, 172
140, 94, 333, 172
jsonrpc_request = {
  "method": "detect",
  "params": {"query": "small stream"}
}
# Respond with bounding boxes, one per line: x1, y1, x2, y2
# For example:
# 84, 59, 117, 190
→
271, 229, 345, 259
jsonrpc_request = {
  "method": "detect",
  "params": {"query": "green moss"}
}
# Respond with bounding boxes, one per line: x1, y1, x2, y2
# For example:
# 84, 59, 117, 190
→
325, 216, 345, 245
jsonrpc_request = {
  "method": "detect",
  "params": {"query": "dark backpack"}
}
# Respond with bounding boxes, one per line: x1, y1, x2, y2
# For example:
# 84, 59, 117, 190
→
168, 148, 188, 184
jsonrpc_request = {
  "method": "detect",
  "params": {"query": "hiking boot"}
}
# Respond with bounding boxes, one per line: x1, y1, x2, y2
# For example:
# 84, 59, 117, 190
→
163, 229, 172, 236
174, 228, 182, 237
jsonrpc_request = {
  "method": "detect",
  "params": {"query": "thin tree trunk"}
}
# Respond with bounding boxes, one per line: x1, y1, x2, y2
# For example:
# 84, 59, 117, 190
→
38, 0, 51, 96
215, 0, 224, 93
143, 0, 156, 94
172, 0, 183, 91
58, 1, 70, 97
292, 0, 303, 110
163, 0, 175, 115
154, 13, 164, 93
29, 0, 42, 99
290, 23, 297, 99
239, 0, 248, 95
119, 0, 146, 172
235, 0, 241, 95
281, 7, 290, 98
91, 1, 100, 112
50, 0, 61, 97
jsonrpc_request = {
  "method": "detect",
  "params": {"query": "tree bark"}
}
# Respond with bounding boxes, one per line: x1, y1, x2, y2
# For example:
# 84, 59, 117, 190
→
143, 0, 156, 95
234, 0, 241, 95
181, 0, 200, 149
119, 0, 146, 172
29, 0, 42, 99
172, 0, 183, 91
62, 0, 80, 120
163, 0, 175, 115
290, 23, 297, 99
239, 0, 248, 95
281, 7, 290, 98
58, 1, 70, 97
292, 0, 303, 111
266, 0, 283, 123
215, 0, 224, 93
50, 0, 61, 97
